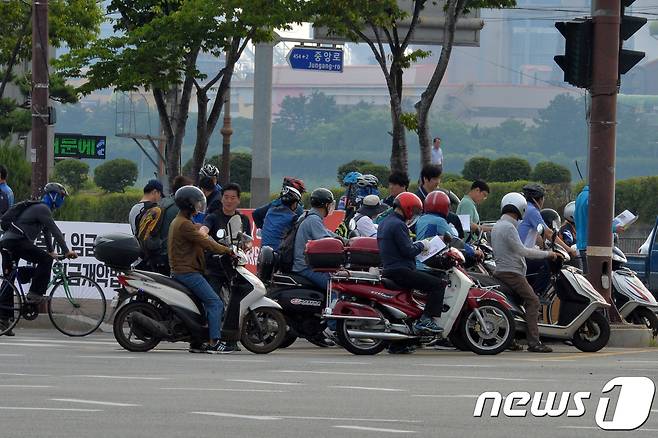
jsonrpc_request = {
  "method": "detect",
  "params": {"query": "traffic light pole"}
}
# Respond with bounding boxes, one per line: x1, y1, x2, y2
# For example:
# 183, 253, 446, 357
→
586, 0, 622, 321
31, 0, 49, 198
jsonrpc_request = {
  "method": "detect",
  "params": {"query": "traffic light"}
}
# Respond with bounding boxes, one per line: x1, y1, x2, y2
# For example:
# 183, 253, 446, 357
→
554, 18, 593, 89
619, 0, 646, 75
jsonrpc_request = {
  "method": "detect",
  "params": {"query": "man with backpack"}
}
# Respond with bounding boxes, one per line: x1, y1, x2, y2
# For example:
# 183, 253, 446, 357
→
0, 183, 78, 335
260, 185, 302, 250
129, 180, 164, 236
0, 165, 14, 216
252, 177, 305, 230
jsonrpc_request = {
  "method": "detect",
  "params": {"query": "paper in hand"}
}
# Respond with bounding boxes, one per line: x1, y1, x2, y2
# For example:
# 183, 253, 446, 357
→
417, 235, 447, 263
613, 210, 638, 229
458, 214, 471, 233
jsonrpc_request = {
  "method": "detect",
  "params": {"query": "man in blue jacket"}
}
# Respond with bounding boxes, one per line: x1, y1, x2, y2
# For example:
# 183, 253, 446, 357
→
261, 186, 302, 250
253, 177, 306, 230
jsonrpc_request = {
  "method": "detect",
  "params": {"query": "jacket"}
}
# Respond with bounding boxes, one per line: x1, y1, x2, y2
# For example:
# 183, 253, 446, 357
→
253, 199, 304, 229
261, 203, 298, 250
168, 212, 231, 275
157, 196, 179, 257
292, 209, 334, 273
491, 214, 549, 276
0, 202, 69, 253
377, 211, 424, 271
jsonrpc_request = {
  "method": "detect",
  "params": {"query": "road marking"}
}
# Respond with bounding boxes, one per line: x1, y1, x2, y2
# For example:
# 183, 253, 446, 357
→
190, 358, 267, 363
416, 363, 496, 368
623, 360, 658, 364
310, 361, 370, 365
77, 356, 137, 359
0, 372, 52, 377
0, 385, 54, 388
51, 398, 141, 407
77, 375, 167, 381
334, 425, 415, 434
330, 386, 406, 392
276, 370, 543, 382
11, 338, 118, 346
191, 412, 281, 421
0, 407, 101, 412
524, 348, 658, 362
412, 394, 478, 398
560, 426, 658, 432
227, 379, 303, 386
651, 409, 658, 413
161, 388, 287, 393
0, 353, 23, 357
0, 342, 60, 347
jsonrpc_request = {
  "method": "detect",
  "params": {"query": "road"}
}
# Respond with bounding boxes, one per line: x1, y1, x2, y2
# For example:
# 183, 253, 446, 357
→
1, 329, 657, 437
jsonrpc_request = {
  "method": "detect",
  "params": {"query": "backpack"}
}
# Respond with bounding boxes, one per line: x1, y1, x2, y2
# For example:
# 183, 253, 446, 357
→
0, 200, 41, 233
0, 190, 9, 216
136, 202, 168, 257
276, 211, 309, 273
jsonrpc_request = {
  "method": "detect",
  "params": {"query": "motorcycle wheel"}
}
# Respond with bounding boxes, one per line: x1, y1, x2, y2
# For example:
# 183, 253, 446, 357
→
335, 320, 388, 355
448, 330, 471, 352
240, 307, 287, 354
459, 300, 515, 355
629, 307, 658, 337
572, 311, 610, 352
279, 332, 298, 349
112, 302, 162, 352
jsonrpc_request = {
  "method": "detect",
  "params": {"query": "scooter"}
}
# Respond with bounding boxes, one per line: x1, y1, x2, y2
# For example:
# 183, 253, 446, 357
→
323, 244, 518, 356
95, 232, 287, 354
470, 224, 611, 352
612, 245, 658, 336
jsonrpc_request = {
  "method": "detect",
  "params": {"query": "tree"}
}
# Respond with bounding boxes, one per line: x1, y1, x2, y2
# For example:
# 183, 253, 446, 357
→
59, 0, 304, 186
337, 159, 373, 184
462, 157, 491, 181
183, 152, 252, 191
53, 159, 90, 193
276, 91, 338, 133
488, 157, 531, 182
0, 139, 31, 201
531, 161, 571, 184
94, 159, 138, 193
533, 94, 587, 156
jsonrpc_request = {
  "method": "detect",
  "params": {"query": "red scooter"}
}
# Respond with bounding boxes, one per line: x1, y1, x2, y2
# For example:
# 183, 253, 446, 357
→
310, 238, 518, 355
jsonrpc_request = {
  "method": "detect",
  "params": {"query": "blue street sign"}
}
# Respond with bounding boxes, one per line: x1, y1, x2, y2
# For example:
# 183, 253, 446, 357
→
287, 46, 343, 73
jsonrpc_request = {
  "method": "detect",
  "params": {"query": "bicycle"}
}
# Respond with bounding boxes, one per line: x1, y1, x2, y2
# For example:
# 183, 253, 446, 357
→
0, 250, 106, 337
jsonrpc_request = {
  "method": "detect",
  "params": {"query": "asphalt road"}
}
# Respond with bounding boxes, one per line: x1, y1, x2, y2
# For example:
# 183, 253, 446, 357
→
1, 329, 657, 438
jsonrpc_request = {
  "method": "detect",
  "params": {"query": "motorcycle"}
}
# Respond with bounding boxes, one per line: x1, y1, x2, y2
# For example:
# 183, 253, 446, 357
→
322, 243, 518, 356
470, 224, 611, 352
95, 232, 287, 354
612, 245, 658, 336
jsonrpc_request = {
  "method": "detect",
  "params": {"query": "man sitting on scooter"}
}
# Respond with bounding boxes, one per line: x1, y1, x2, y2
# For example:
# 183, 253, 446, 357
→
377, 192, 445, 340
492, 192, 561, 353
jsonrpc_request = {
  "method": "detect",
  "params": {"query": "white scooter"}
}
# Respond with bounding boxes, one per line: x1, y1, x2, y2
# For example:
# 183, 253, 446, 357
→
95, 232, 287, 354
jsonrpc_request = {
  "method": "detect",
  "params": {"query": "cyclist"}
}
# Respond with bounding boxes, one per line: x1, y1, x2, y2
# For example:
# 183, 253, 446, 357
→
199, 163, 222, 192
0, 183, 78, 306
198, 175, 223, 216
260, 185, 303, 250
253, 177, 306, 230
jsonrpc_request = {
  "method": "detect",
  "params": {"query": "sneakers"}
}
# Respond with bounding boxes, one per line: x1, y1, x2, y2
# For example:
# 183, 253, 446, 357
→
387, 344, 416, 354
527, 343, 553, 353
413, 316, 443, 335
188, 343, 206, 353
205, 341, 238, 354
26, 292, 45, 303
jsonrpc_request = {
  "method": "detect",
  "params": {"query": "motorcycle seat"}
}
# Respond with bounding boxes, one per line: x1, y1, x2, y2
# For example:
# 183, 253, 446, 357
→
139, 271, 193, 295
469, 272, 523, 306
381, 277, 409, 292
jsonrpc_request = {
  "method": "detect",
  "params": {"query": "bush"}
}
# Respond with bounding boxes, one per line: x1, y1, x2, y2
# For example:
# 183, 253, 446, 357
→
53, 159, 90, 192
183, 152, 252, 190
94, 159, 138, 193
336, 160, 390, 186
462, 156, 491, 181
488, 157, 532, 182
615, 176, 658, 224
336, 159, 373, 184
531, 161, 571, 184
56, 190, 142, 223
0, 139, 31, 201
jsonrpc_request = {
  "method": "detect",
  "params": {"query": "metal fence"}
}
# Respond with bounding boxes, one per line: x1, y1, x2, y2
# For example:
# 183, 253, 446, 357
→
618, 237, 646, 255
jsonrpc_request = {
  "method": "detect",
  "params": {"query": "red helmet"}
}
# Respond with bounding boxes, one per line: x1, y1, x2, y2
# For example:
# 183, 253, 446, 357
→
424, 191, 450, 216
283, 176, 306, 194
393, 192, 423, 221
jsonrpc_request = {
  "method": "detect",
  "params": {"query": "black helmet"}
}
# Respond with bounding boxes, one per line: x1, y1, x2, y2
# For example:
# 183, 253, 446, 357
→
540, 208, 561, 231
309, 188, 335, 208
43, 182, 69, 197
522, 183, 545, 202
175, 185, 206, 213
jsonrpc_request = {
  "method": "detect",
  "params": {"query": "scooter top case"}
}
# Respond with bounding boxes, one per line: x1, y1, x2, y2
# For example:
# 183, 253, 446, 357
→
267, 273, 325, 314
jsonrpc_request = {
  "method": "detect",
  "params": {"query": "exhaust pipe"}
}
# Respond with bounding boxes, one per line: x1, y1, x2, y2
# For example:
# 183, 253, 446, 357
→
130, 312, 170, 338
346, 329, 413, 340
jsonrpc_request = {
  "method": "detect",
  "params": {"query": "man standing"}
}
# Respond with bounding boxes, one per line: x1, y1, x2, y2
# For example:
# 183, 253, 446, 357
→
456, 180, 491, 240
128, 180, 164, 235
414, 164, 442, 203
431, 137, 443, 167
0, 165, 14, 215
202, 183, 251, 242
383, 172, 409, 207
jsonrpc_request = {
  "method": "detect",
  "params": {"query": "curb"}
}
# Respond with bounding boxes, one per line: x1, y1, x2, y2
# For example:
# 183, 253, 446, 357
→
607, 324, 656, 348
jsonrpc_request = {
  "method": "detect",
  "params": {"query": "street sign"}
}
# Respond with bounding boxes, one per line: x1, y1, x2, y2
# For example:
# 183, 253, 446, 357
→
287, 46, 343, 73
54, 133, 106, 159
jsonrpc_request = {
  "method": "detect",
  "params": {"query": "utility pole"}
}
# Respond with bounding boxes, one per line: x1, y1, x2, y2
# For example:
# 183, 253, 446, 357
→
220, 87, 232, 187
586, 0, 621, 320
250, 41, 274, 207
30, 0, 49, 198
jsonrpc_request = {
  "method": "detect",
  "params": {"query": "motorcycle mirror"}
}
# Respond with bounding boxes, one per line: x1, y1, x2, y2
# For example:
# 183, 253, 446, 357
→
536, 224, 545, 236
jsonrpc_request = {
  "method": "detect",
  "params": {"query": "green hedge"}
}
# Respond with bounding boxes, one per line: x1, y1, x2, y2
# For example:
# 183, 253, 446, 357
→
615, 176, 658, 224
57, 190, 141, 223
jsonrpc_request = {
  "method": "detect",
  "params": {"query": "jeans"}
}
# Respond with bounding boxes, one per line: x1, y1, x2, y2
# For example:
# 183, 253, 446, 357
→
525, 258, 551, 296
296, 268, 330, 290
383, 268, 446, 317
494, 272, 541, 346
173, 272, 223, 341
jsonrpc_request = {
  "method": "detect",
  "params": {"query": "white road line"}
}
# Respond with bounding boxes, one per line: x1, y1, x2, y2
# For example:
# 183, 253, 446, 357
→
191, 412, 281, 421
416, 363, 496, 368
77, 375, 167, 381
560, 426, 658, 432
190, 358, 267, 363
227, 379, 303, 386
0, 372, 52, 377
0, 342, 60, 347
412, 394, 478, 398
310, 361, 370, 365
334, 425, 415, 434
0, 353, 23, 357
276, 370, 542, 382
0, 385, 54, 388
77, 356, 137, 359
11, 338, 118, 346
624, 360, 658, 364
51, 398, 141, 407
0, 407, 101, 412
652, 409, 658, 413
161, 388, 287, 393
330, 385, 406, 392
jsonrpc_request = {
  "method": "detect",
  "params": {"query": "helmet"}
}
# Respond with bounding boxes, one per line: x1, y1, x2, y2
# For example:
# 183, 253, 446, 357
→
310, 188, 335, 208
424, 191, 450, 217
283, 176, 306, 194
500, 192, 527, 219
522, 183, 545, 202
393, 192, 423, 221
563, 201, 575, 223
44, 182, 68, 197
438, 188, 460, 208
175, 185, 207, 214
279, 186, 302, 206
357, 174, 379, 188
343, 171, 362, 186
541, 208, 561, 231
199, 164, 220, 178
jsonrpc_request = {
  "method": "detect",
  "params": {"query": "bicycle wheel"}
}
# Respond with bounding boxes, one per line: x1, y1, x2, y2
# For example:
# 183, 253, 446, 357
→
48, 274, 106, 337
0, 276, 22, 335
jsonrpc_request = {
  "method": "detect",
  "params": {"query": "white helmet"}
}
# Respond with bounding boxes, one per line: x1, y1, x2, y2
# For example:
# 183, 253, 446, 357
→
500, 192, 527, 219
357, 174, 379, 188
199, 163, 220, 178
564, 201, 575, 223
